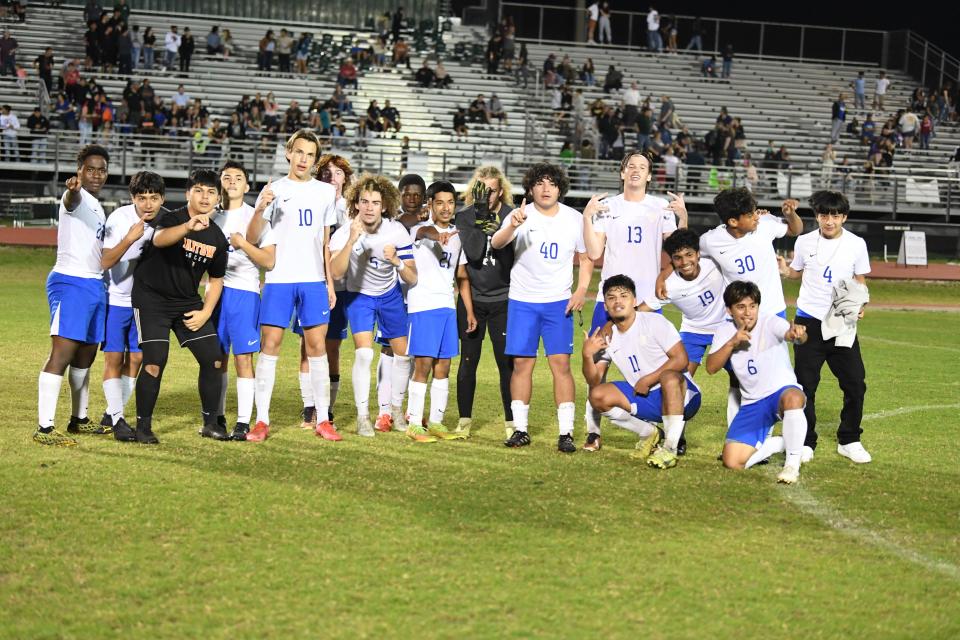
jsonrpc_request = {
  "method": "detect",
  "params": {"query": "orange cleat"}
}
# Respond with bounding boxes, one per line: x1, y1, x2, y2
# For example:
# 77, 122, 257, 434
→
315, 420, 342, 442
247, 421, 270, 442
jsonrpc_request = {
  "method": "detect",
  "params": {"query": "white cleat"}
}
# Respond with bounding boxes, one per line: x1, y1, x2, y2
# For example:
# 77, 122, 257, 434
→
837, 441, 872, 464
800, 446, 815, 463
390, 405, 408, 432
777, 464, 801, 484
356, 416, 375, 437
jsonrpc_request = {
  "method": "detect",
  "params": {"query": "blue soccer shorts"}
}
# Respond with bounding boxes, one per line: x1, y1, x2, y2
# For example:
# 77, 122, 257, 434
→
260, 282, 330, 329
102, 304, 140, 353
47, 272, 106, 344
611, 378, 701, 423
344, 284, 408, 340
725, 384, 804, 447
680, 331, 713, 365
215, 286, 261, 355
407, 307, 458, 359
506, 298, 573, 357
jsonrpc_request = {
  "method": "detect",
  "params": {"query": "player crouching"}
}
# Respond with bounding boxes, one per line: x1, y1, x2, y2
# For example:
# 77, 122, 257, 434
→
705, 281, 808, 483
581, 275, 701, 469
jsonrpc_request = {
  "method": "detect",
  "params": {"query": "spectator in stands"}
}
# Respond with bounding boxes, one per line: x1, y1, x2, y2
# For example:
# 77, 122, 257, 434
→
0, 29, 17, 78
206, 26, 223, 55
452, 106, 468, 139
381, 100, 401, 137
468, 94, 491, 124
919, 114, 933, 150
366, 99, 383, 134
598, 2, 612, 45
621, 81, 639, 127
284, 99, 303, 131
664, 15, 678, 53
296, 33, 312, 74
580, 57, 596, 86
222, 29, 236, 58
27, 106, 49, 162
489, 93, 507, 125
338, 57, 358, 89
659, 94, 676, 129
142, 26, 156, 69
84, 1, 103, 25
34, 47, 55, 93
415, 60, 435, 88
873, 71, 890, 111
687, 17, 704, 51
820, 143, 836, 187
502, 24, 516, 73
558, 55, 576, 85
721, 45, 734, 79
258, 30, 275, 72
845, 116, 860, 139
171, 84, 190, 114
276, 29, 294, 73
115, 0, 130, 25
716, 106, 732, 126
0, 105, 19, 161
647, 6, 661, 52
84, 21, 100, 68
850, 71, 866, 110
164, 25, 180, 70
117, 25, 133, 75
586, 1, 599, 44
129, 25, 142, 70
178, 27, 194, 72
603, 64, 623, 93
392, 37, 411, 69
227, 111, 245, 141
435, 61, 452, 88
702, 55, 717, 78
831, 93, 846, 144
910, 87, 925, 112
860, 113, 876, 144
331, 85, 354, 115
515, 42, 529, 87
898, 109, 919, 148
486, 33, 502, 75
774, 144, 791, 169
263, 91, 280, 128
99, 16, 118, 73
140, 77, 156, 108
391, 6, 404, 43
543, 53, 557, 78
371, 34, 388, 67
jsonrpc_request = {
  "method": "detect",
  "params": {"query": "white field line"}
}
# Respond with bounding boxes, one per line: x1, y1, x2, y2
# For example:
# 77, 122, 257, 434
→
859, 335, 960, 354
860, 403, 960, 422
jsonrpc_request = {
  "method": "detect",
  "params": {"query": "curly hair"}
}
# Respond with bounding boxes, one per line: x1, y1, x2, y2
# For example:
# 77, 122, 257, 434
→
77, 144, 109, 167
344, 173, 401, 219
521, 162, 570, 198
463, 165, 516, 209
315, 154, 354, 189
713, 187, 757, 225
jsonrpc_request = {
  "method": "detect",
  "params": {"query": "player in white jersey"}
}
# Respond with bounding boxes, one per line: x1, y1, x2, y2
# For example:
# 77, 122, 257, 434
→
35, 145, 110, 446
580, 151, 686, 451
706, 281, 809, 484
779, 191, 872, 464
293, 155, 355, 431
98, 171, 165, 442
244, 130, 339, 443
491, 162, 593, 452
403, 181, 475, 443
212, 161, 276, 441
330, 173, 418, 437
582, 275, 701, 469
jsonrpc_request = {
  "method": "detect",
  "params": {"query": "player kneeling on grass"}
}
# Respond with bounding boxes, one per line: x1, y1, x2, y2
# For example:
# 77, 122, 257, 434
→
99, 171, 165, 441
329, 173, 418, 437
705, 281, 808, 484
581, 275, 701, 469
404, 181, 476, 442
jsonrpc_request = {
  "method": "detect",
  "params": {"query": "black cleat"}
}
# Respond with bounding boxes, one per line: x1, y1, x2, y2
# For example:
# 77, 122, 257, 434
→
558, 434, 576, 453
200, 422, 231, 441
504, 430, 531, 448
67, 415, 110, 435
217, 415, 228, 429
100, 412, 113, 428
112, 418, 136, 442
583, 432, 602, 452
230, 422, 250, 441
677, 433, 687, 456
135, 419, 159, 445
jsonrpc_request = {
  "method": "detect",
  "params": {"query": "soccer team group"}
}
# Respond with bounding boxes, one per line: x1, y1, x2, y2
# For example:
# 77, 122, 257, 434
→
35, 130, 874, 484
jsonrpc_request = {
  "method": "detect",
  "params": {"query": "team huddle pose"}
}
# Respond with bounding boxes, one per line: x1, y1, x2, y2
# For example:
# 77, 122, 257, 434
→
35, 138, 873, 485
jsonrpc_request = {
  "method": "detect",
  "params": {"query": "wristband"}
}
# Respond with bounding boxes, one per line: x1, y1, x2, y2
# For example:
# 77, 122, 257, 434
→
396, 261, 406, 272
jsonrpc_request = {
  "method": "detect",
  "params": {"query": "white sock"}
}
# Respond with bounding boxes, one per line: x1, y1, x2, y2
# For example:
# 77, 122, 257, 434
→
407, 380, 427, 425
38, 371, 63, 428
299, 371, 314, 408
745, 435, 785, 469
662, 415, 685, 451
254, 354, 278, 425
557, 401, 575, 436
782, 408, 807, 469
219, 371, 228, 417
352, 347, 374, 417
236, 377, 255, 424
429, 377, 449, 425
376, 353, 393, 415
727, 387, 741, 426
308, 355, 330, 421
601, 406, 655, 437
330, 375, 340, 410
390, 354, 411, 408
68, 366, 90, 419
585, 403, 602, 435
103, 377, 124, 422
511, 400, 529, 432
121, 375, 137, 407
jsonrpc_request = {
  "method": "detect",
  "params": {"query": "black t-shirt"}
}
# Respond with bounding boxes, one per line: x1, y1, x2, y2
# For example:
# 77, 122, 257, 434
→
133, 207, 228, 309
455, 204, 513, 303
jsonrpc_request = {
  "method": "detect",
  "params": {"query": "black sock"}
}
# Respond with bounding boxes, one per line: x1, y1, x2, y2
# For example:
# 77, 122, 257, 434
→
39, 425, 53, 433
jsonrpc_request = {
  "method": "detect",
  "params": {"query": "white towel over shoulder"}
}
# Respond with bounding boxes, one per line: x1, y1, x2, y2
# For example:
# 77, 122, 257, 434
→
822, 278, 870, 348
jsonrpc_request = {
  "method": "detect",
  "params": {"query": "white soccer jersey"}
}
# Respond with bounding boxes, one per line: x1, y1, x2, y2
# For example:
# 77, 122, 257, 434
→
329, 218, 414, 296
654, 259, 726, 334
257, 177, 337, 285
212, 203, 261, 294
53, 188, 105, 279
406, 222, 466, 314
598, 312, 683, 388
699, 214, 788, 314
711, 314, 799, 404
505, 202, 586, 303
103, 204, 155, 307
593, 193, 676, 302
791, 229, 870, 321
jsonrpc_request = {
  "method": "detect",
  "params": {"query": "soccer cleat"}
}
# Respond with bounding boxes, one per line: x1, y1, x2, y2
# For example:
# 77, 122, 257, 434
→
33, 427, 78, 447
646, 445, 678, 469
300, 406, 317, 430
504, 430, 531, 448
837, 441, 872, 464
777, 464, 801, 484
631, 427, 663, 461
247, 421, 270, 442
231, 422, 250, 441
557, 434, 576, 453
135, 424, 159, 445
801, 446, 815, 463
374, 413, 393, 432
200, 422, 231, 441
406, 424, 438, 443
454, 417, 472, 438
583, 433, 602, 452
391, 406, 408, 432
315, 420, 342, 441
428, 423, 466, 441
100, 412, 113, 428
67, 415, 110, 435
112, 418, 136, 442
356, 415, 375, 438
676, 433, 687, 456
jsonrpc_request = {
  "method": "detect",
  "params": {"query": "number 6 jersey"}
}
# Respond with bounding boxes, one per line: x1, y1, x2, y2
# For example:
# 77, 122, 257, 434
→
710, 314, 799, 404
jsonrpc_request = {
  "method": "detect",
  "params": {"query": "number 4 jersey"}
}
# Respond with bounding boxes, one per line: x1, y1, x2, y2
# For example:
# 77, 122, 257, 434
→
503, 202, 585, 303
257, 177, 337, 284
710, 314, 800, 404
790, 229, 870, 321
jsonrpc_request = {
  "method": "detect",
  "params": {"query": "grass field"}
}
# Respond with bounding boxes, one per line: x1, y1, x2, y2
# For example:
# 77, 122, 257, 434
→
1, 246, 958, 639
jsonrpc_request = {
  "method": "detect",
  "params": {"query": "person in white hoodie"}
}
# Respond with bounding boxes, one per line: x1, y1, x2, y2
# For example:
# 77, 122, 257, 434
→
779, 190, 872, 464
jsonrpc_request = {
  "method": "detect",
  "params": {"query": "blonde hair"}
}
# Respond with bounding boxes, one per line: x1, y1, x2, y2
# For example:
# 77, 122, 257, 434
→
344, 173, 401, 219
463, 165, 515, 209
284, 128, 321, 154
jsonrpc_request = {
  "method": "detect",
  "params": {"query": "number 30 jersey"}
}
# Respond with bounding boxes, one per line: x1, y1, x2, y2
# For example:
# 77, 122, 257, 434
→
503, 202, 585, 303
257, 177, 337, 284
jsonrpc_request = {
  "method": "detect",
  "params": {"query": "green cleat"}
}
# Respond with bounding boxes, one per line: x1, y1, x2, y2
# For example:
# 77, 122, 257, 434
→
646, 445, 678, 469
406, 424, 438, 443
67, 416, 111, 435
33, 428, 78, 447
428, 423, 466, 441
630, 426, 663, 461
